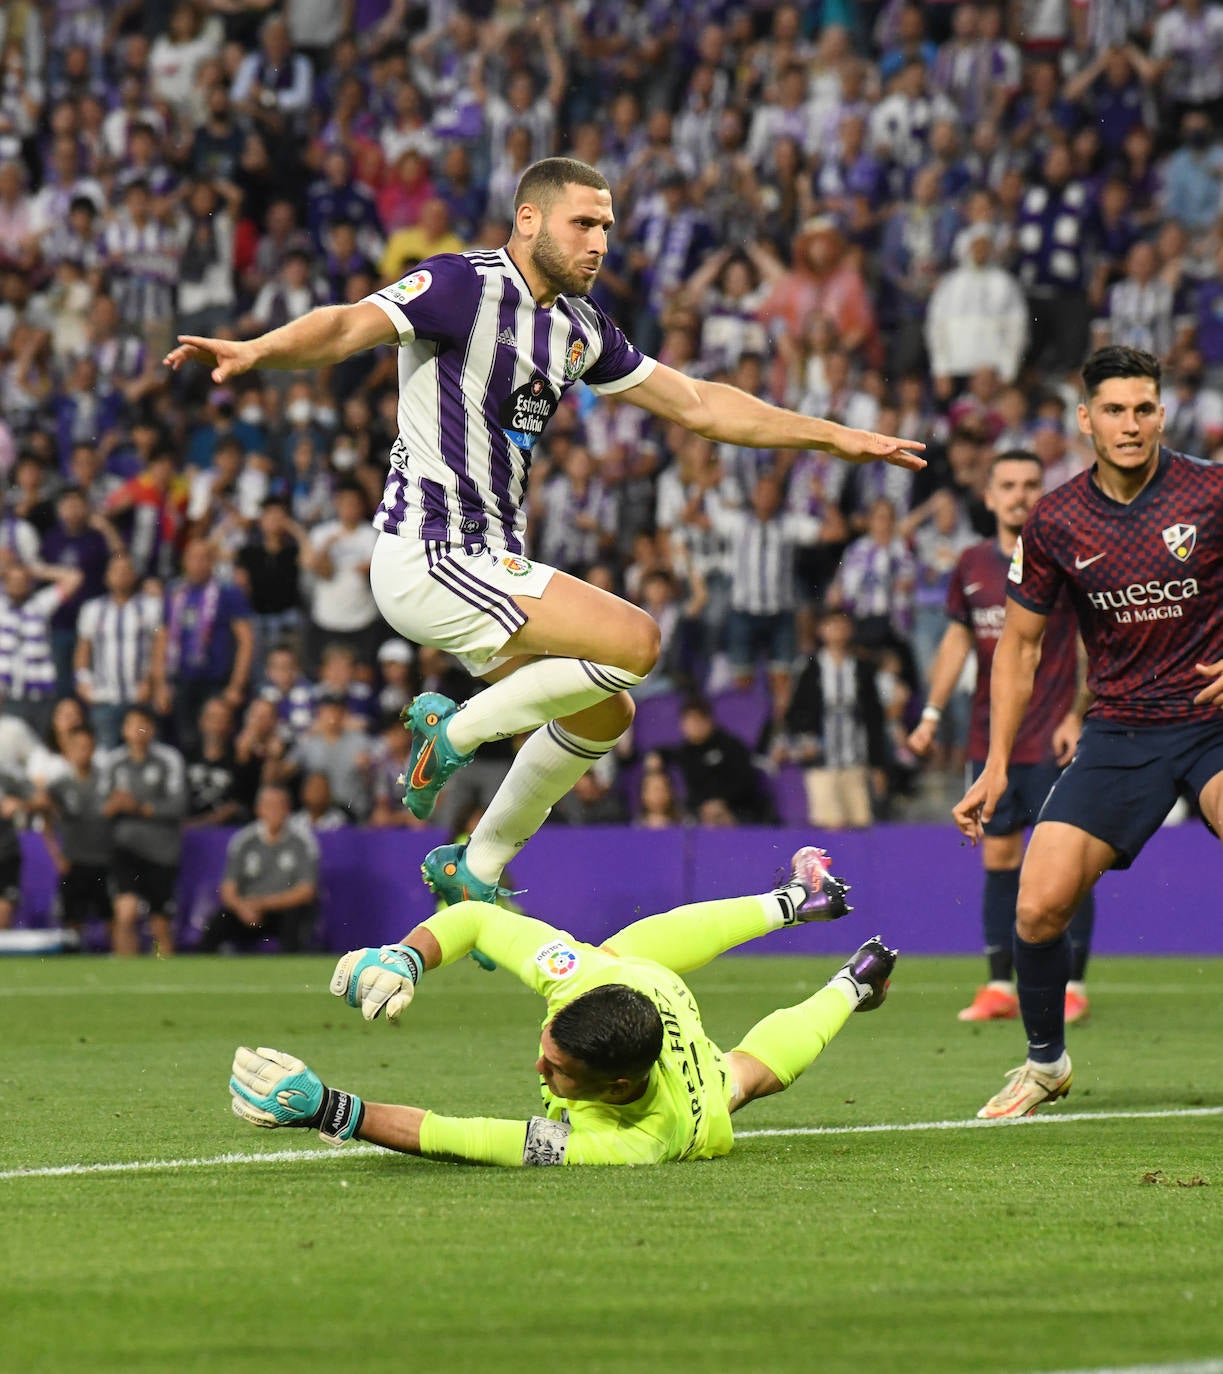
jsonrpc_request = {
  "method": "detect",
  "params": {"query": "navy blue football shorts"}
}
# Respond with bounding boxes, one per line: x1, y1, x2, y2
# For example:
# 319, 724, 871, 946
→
971, 759, 1063, 837
1035, 716, 1223, 868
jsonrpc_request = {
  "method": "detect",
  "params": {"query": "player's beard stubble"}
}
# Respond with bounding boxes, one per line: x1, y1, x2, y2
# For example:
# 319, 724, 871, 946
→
530, 223, 599, 298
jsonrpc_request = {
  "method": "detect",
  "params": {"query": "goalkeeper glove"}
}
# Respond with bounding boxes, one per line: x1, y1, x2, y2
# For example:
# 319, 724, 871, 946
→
330, 943, 425, 1023
229, 1046, 363, 1145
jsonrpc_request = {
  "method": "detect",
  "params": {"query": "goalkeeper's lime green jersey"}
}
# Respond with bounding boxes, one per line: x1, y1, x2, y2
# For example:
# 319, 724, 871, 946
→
416, 902, 735, 1167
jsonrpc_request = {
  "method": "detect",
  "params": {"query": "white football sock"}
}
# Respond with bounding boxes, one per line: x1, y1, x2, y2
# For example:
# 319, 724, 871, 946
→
445, 659, 644, 756
464, 722, 618, 882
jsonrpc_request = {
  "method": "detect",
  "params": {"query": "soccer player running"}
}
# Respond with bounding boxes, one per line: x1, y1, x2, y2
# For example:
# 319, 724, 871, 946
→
228, 848, 900, 1166
954, 346, 1223, 1119
166, 158, 924, 907
908, 451, 1096, 1025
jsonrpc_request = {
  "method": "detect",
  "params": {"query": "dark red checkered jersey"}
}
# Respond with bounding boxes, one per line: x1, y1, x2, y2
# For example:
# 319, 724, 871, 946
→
946, 539, 1078, 763
1007, 448, 1223, 725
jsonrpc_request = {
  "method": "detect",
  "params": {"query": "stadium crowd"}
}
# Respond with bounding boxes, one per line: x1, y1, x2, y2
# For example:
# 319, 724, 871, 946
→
1, 0, 1222, 942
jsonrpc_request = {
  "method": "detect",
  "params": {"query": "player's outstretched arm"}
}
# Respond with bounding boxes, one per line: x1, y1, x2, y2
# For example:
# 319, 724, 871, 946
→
163, 301, 397, 382
622, 362, 926, 472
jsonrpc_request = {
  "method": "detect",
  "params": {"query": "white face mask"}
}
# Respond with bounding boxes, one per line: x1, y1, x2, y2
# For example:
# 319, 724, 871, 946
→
239, 405, 263, 425
332, 442, 357, 470
314, 405, 338, 428
286, 399, 313, 425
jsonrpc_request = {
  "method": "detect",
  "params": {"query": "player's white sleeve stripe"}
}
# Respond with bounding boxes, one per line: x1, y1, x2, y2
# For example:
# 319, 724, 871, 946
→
584, 354, 658, 396
365, 293, 416, 345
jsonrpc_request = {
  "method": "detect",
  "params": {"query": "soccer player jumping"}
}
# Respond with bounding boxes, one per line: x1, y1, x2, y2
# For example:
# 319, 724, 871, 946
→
228, 848, 899, 1166
954, 346, 1223, 1119
166, 158, 924, 907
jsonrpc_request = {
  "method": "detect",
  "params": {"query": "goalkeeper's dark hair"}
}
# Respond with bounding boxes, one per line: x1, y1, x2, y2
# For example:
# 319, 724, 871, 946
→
1081, 346, 1161, 399
513, 158, 609, 215
550, 985, 663, 1082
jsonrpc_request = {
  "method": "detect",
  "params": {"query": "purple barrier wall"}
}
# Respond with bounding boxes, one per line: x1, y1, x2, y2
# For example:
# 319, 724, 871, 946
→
16, 822, 1222, 954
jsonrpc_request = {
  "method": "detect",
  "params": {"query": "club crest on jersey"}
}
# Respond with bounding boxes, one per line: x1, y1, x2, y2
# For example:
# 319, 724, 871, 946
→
383, 269, 432, 305
564, 339, 586, 380
1162, 523, 1197, 562
500, 555, 532, 576
535, 940, 579, 979
1007, 535, 1023, 584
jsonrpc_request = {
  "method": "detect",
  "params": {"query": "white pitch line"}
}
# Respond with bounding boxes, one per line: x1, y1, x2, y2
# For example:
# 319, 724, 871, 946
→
2, 1105, 1219, 1182
1032, 1362, 1223, 1374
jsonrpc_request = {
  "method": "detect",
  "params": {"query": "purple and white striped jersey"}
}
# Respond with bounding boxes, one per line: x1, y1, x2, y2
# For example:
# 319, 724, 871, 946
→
364, 248, 656, 557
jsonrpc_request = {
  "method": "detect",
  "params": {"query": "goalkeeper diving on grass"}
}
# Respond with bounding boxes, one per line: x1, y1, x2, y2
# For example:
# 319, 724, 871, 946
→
229, 847, 898, 1166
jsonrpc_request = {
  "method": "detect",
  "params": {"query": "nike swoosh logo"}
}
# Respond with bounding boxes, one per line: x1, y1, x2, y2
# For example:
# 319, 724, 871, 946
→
1074, 552, 1107, 570
409, 737, 437, 790
964, 582, 983, 596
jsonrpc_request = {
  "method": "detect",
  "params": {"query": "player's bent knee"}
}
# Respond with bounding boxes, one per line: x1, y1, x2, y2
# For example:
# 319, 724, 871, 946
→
1015, 894, 1074, 944
617, 609, 661, 678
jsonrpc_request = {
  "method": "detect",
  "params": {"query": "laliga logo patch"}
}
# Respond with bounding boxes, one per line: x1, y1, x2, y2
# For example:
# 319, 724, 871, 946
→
501, 555, 532, 576
535, 939, 580, 979
1162, 523, 1197, 562
564, 339, 586, 380
1007, 535, 1023, 584
384, 269, 433, 305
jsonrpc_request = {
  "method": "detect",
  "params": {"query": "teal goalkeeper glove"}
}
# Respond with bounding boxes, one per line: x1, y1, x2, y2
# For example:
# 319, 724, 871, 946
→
229, 1046, 363, 1145
330, 943, 424, 1023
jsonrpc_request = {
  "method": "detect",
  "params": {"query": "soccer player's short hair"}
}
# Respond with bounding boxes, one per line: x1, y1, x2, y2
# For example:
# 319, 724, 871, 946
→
1081, 346, 1162, 399
513, 158, 609, 215
989, 448, 1043, 477
550, 985, 664, 1082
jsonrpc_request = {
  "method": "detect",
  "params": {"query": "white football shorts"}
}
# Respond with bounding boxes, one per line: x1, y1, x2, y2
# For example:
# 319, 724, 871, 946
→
369, 530, 556, 676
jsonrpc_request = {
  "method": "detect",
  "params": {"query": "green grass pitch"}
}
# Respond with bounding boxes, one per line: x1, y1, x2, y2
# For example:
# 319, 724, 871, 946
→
2, 953, 1221, 1374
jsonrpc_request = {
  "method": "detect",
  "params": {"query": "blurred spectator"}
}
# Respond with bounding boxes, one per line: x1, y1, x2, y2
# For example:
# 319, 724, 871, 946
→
259, 642, 314, 739
105, 447, 186, 581
648, 698, 774, 826
534, 445, 617, 574
152, 538, 254, 755
775, 606, 888, 831
830, 497, 918, 663
177, 178, 240, 337
1150, 0, 1223, 129
553, 757, 629, 827
150, 3, 224, 116
0, 755, 27, 929
380, 197, 466, 281
297, 771, 350, 832
633, 763, 684, 829
288, 693, 374, 822
367, 717, 417, 831
184, 695, 244, 829
904, 486, 978, 691
0, 560, 82, 736
40, 486, 116, 697
1159, 110, 1223, 235
234, 495, 305, 669
230, 12, 313, 135
35, 723, 112, 945
925, 226, 1028, 390
1164, 351, 1223, 456
375, 638, 413, 724
314, 641, 376, 730
300, 481, 380, 670
232, 694, 293, 814
879, 162, 960, 376
74, 551, 161, 749
198, 783, 319, 953
100, 705, 187, 957
1093, 239, 1186, 360
710, 471, 820, 717
25, 695, 86, 792
1015, 144, 1091, 377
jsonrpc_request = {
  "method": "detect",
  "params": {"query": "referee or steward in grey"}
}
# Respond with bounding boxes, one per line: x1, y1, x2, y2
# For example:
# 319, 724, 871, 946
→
198, 785, 319, 953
